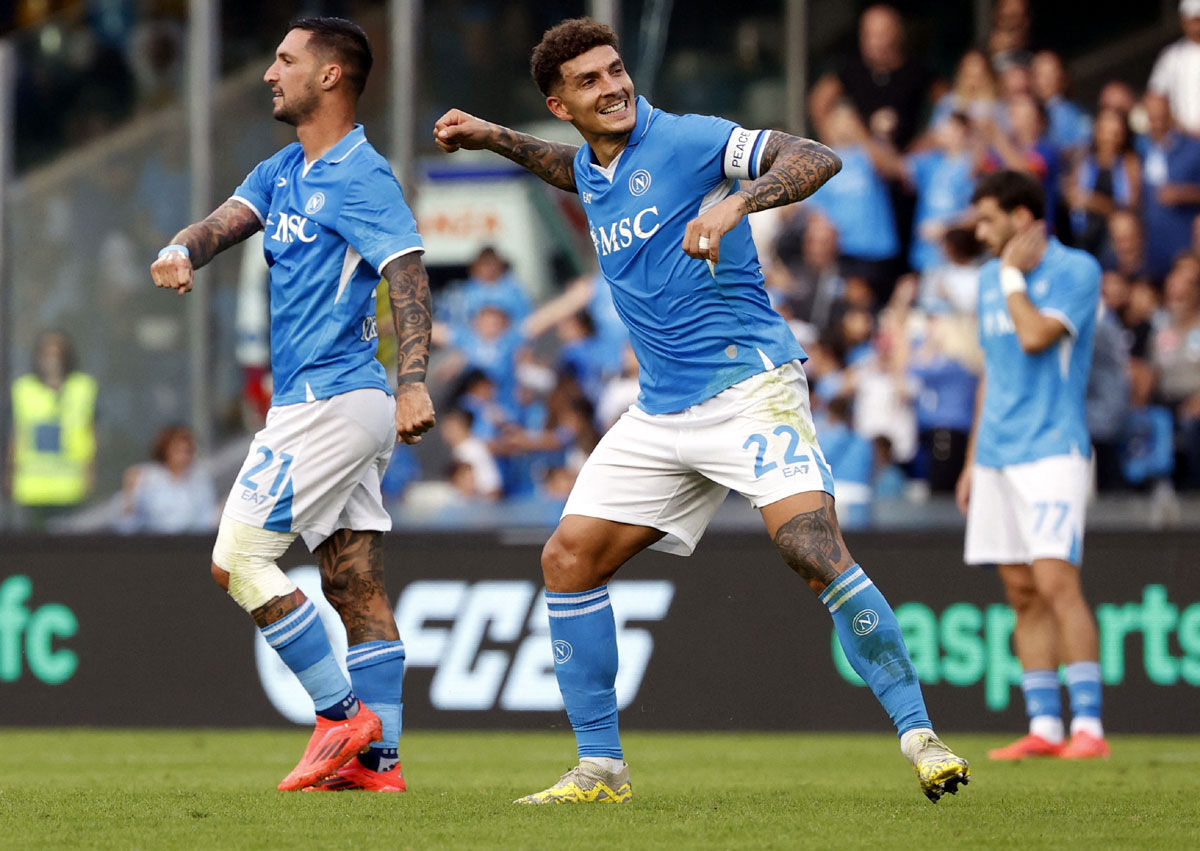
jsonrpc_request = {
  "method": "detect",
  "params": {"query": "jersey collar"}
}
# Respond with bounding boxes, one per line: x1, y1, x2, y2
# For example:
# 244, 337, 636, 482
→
1031, 236, 1064, 277
321, 124, 368, 165
625, 96, 654, 149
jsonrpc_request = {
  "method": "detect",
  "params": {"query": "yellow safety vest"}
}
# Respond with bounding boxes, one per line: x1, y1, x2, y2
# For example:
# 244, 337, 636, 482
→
11, 372, 98, 506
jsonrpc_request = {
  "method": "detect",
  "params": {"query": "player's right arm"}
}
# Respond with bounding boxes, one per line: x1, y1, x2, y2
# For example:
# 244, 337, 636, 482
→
150, 199, 263, 295
433, 109, 579, 193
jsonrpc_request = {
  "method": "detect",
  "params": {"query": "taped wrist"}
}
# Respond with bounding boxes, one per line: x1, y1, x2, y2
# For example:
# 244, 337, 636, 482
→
1000, 265, 1027, 298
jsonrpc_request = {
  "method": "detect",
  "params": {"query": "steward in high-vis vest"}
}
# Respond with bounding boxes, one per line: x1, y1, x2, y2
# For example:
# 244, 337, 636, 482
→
9, 332, 97, 515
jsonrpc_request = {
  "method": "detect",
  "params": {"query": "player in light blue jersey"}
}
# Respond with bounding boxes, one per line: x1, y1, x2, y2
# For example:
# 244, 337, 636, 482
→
434, 17, 968, 804
959, 170, 1109, 761
150, 17, 435, 792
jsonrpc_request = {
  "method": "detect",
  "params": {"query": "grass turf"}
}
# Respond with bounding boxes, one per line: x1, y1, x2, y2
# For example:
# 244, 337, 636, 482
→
2, 730, 1199, 850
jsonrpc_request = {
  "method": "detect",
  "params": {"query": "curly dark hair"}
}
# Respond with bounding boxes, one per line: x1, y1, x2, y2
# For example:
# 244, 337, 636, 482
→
530, 17, 619, 97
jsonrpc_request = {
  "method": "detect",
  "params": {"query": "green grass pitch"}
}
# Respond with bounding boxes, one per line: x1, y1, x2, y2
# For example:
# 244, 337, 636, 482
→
3, 729, 1199, 849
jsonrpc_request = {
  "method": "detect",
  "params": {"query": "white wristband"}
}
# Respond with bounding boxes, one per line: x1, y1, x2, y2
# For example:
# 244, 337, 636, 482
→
1000, 265, 1027, 297
158, 244, 190, 259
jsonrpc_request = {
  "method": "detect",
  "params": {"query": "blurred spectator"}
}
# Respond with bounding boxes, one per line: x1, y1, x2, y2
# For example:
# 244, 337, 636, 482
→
1087, 308, 1133, 491
7, 331, 97, 531
1150, 253, 1200, 487
984, 93, 1061, 227
439, 408, 502, 501
596, 343, 641, 432
807, 101, 902, 302
849, 300, 919, 465
817, 396, 874, 529
906, 112, 978, 273
1067, 108, 1142, 257
1148, 0, 1200, 138
554, 309, 624, 408
116, 425, 218, 534
438, 246, 532, 328
771, 214, 848, 344
808, 4, 937, 152
1141, 93, 1200, 281
1101, 211, 1150, 280
1032, 50, 1092, 159
907, 315, 981, 493
433, 303, 526, 408
872, 436, 908, 500
928, 50, 1002, 131
918, 226, 985, 317
988, 0, 1033, 69
1098, 80, 1139, 118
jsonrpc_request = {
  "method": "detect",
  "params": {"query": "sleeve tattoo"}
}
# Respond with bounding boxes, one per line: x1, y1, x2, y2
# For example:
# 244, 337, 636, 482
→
170, 199, 263, 268
488, 125, 579, 193
734, 133, 842, 214
383, 252, 433, 385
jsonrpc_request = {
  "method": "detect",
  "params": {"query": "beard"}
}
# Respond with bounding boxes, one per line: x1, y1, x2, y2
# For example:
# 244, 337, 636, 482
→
273, 85, 320, 126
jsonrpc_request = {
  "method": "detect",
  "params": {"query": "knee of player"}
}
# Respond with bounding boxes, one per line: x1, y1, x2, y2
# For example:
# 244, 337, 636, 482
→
1002, 578, 1042, 613
211, 516, 297, 612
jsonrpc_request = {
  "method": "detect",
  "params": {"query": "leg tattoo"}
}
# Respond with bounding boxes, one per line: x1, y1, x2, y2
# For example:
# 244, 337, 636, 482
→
772, 506, 854, 592
317, 530, 399, 644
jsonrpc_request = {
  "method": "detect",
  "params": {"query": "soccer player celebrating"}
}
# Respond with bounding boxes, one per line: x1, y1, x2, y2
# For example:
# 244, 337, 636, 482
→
150, 17, 434, 791
434, 18, 969, 804
960, 170, 1108, 760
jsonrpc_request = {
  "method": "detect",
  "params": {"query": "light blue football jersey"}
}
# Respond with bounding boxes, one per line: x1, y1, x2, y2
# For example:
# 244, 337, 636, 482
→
573, 96, 806, 414
975, 237, 1100, 467
232, 125, 424, 406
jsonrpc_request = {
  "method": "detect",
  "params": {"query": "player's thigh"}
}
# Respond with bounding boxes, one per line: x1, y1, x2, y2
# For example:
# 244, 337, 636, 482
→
226, 389, 394, 537
964, 465, 1027, 566
562, 411, 727, 558
543, 514, 666, 591
1008, 454, 1090, 567
685, 363, 835, 510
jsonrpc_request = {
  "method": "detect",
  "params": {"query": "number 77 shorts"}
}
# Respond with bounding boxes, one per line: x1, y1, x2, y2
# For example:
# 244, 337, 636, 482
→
222, 387, 396, 551
562, 360, 835, 556
963, 452, 1090, 568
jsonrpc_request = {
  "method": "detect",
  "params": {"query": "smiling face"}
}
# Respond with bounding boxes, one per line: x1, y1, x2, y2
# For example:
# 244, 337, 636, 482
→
263, 28, 323, 126
547, 45, 636, 142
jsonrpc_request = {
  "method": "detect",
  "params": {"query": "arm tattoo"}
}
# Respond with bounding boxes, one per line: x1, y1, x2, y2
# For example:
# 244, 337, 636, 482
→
317, 530, 398, 644
772, 503, 855, 592
383, 253, 433, 386
488, 125, 579, 193
734, 132, 842, 214
170, 199, 263, 269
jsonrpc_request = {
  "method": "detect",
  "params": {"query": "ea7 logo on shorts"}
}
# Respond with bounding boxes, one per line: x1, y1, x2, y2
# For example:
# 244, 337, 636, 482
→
271, 213, 318, 244
628, 169, 652, 196
552, 640, 573, 664
852, 609, 879, 636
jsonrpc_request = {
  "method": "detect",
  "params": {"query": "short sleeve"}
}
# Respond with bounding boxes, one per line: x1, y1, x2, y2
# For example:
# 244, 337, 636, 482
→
673, 113, 773, 182
230, 160, 275, 224
337, 163, 424, 273
1041, 255, 1101, 339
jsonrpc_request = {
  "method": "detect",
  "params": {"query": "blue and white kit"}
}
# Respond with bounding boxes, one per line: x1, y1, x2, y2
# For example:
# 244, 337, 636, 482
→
563, 98, 833, 552
224, 125, 423, 549
966, 236, 1101, 566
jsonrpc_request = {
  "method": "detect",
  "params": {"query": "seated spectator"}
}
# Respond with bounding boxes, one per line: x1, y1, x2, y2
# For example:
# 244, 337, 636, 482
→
983, 92, 1061, 227
850, 307, 919, 466
433, 302, 526, 408
816, 396, 874, 529
1101, 210, 1150, 280
1147, 0, 1200, 138
918, 226, 985, 317
437, 246, 532, 327
1098, 80, 1138, 119
1149, 253, 1200, 488
1087, 304, 1133, 491
772, 214, 848, 344
1032, 49, 1092, 161
116, 425, 218, 534
1067, 108, 1141, 258
554, 310, 624, 408
439, 408, 502, 501
906, 112, 978, 273
806, 101, 902, 301
929, 50, 1003, 132
908, 315, 980, 493
1141, 93, 1200, 282
596, 343, 641, 432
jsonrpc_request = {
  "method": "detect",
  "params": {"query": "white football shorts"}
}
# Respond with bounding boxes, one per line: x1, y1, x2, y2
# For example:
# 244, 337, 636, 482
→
563, 359, 834, 556
964, 452, 1090, 567
222, 387, 396, 550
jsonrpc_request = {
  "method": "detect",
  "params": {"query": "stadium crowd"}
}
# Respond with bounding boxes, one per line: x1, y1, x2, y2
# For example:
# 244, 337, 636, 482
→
388, 0, 1200, 528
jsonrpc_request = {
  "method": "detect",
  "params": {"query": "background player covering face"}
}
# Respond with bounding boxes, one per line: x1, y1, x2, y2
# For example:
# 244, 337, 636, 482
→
149, 16, 435, 792
434, 17, 969, 804
959, 169, 1107, 761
